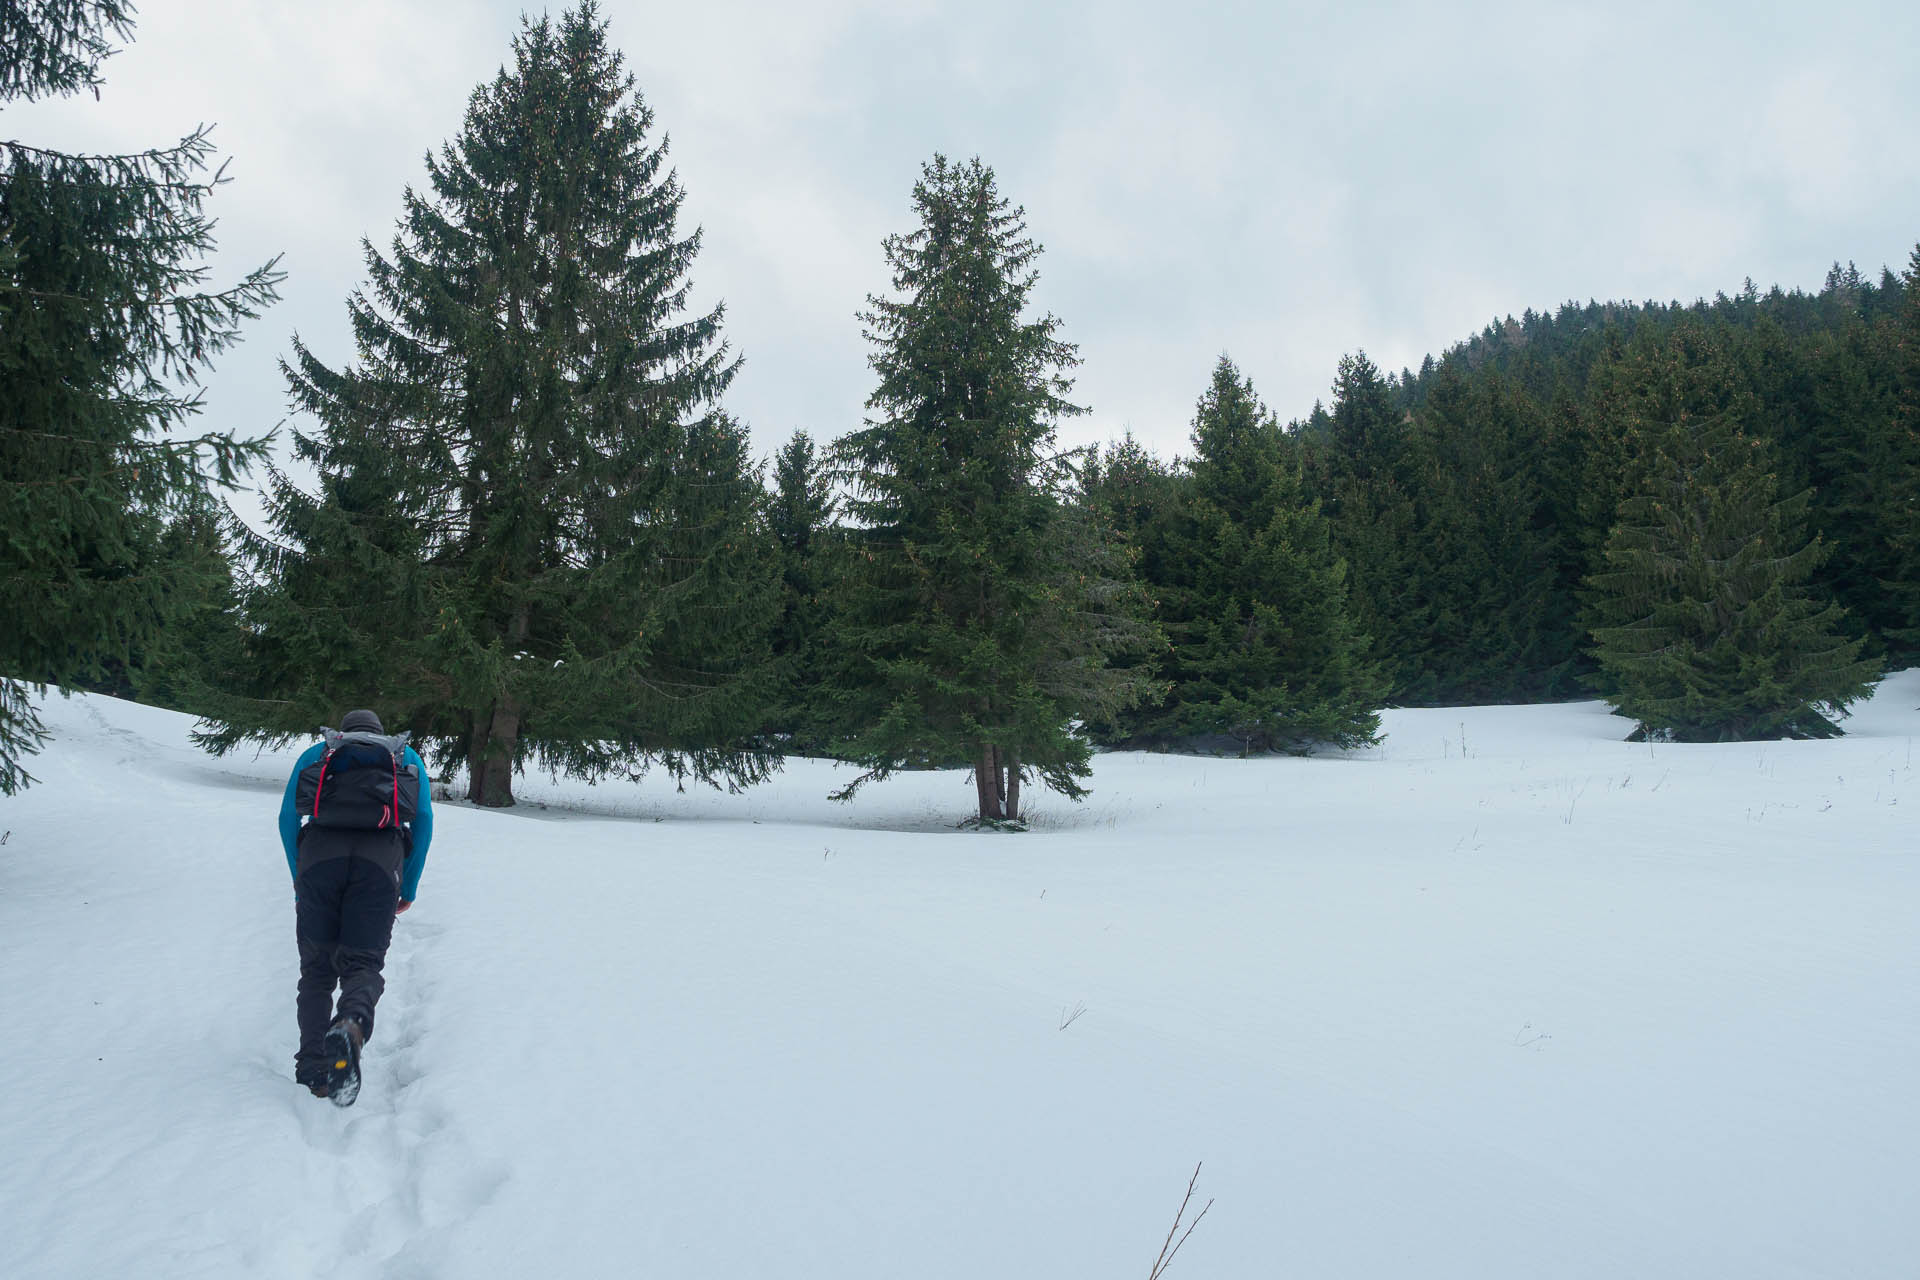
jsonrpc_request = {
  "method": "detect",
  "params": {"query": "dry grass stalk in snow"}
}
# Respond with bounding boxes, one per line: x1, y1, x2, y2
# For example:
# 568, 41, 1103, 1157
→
1147, 1163, 1212, 1279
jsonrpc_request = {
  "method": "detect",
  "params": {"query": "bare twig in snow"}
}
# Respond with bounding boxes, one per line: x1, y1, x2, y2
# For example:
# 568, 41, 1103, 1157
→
1148, 1163, 1213, 1280
1058, 1002, 1087, 1030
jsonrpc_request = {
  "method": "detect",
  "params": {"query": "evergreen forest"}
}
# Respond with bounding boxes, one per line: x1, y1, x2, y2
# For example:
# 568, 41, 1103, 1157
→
6, 1, 1916, 821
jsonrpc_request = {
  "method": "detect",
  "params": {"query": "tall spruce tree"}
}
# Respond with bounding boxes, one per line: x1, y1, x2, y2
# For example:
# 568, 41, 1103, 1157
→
0, 0, 282, 793
1587, 388, 1877, 741
1103, 358, 1380, 752
204, 3, 778, 805
823, 155, 1154, 825
1802, 301, 1908, 652
766, 429, 836, 749
1394, 362, 1572, 703
1306, 351, 1419, 695
1876, 245, 1920, 655
1571, 320, 1761, 600
1078, 430, 1179, 742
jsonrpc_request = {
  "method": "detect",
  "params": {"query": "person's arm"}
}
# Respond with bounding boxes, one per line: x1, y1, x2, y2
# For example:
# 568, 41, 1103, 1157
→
399, 746, 433, 904
280, 742, 324, 883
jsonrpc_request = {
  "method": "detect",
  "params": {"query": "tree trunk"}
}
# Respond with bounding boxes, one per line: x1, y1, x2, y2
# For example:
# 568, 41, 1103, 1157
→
472, 697, 520, 807
974, 745, 1002, 822
1004, 748, 1020, 821
465, 713, 490, 803
470, 605, 530, 807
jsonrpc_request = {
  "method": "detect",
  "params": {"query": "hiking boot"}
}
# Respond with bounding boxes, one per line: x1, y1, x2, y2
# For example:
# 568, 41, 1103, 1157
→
322, 1017, 365, 1108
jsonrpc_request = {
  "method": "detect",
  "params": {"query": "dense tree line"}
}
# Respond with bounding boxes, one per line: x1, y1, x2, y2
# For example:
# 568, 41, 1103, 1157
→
1069, 260, 1912, 747
6, 0, 1914, 818
1291, 271, 1914, 735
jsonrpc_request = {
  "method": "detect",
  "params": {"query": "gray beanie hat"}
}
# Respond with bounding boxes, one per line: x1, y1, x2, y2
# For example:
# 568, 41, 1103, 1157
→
340, 708, 384, 733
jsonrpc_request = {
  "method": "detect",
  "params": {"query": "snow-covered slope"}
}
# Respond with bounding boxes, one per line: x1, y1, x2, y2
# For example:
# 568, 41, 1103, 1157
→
4, 680, 1917, 1279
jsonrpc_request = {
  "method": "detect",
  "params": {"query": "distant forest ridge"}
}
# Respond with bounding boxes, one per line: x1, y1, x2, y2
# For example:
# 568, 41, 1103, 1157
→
1383, 259, 1907, 416
1086, 248, 1917, 733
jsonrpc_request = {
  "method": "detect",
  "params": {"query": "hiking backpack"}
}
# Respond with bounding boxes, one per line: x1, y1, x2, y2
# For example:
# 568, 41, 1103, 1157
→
294, 728, 421, 831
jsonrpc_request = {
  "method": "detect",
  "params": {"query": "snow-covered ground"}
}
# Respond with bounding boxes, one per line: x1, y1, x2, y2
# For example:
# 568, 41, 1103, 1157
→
4, 678, 1917, 1279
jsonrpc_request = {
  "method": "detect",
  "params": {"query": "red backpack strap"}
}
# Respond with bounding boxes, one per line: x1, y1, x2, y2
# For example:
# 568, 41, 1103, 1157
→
311, 747, 334, 820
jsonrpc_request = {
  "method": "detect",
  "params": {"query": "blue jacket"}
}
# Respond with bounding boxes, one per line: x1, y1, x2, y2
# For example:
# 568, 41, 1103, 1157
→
279, 741, 434, 901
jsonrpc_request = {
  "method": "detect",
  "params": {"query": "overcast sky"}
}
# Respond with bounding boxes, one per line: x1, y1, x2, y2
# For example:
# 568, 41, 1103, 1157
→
10, 0, 1920, 489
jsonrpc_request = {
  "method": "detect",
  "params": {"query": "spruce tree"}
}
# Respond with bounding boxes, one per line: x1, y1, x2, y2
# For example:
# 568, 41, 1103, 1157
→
1306, 352, 1419, 694
1587, 401, 1877, 741
1082, 432, 1179, 556
1802, 304, 1908, 653
1117, 358, 1381, 752
823, 155, 1154, 824
767, 429, 836, 749
1876, 245, 1920, 656
1078, 431, 1179, 744
1395, 363, 1571, 703
1572, 320, 1760, 600
0, 0, 281, 793
204, 3, 778, 805
127, 495, 249, 714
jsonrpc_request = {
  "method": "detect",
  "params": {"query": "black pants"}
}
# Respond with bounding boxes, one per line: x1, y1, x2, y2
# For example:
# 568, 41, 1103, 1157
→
294, 854, 400, 1072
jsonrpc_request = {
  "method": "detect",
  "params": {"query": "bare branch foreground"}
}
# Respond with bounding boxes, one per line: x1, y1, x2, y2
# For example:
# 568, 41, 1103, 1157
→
1147, 1163, 1213, 1279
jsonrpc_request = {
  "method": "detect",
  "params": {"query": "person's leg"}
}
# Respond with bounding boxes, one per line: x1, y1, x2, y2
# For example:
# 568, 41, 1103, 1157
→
331, 856, 401, 1044
293, 858, 352, 1077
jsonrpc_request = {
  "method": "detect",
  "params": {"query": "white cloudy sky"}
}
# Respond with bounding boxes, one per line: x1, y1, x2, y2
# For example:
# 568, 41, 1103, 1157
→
9, 0, 1919, 482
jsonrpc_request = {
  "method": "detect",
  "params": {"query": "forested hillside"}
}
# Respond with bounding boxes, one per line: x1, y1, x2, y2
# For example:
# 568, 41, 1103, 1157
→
1088, 261, 1915, 740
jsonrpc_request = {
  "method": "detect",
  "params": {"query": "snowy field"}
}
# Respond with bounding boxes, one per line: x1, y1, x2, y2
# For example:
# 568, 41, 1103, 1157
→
4, 678, 1918, 1280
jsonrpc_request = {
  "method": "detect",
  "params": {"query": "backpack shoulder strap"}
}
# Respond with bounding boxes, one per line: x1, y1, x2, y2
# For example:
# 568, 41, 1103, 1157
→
309, 730, 343, 820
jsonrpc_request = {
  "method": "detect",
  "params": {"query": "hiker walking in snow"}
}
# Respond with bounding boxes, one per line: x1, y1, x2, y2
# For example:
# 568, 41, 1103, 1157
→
279, 709, 433, 1105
